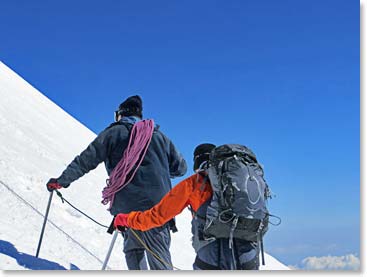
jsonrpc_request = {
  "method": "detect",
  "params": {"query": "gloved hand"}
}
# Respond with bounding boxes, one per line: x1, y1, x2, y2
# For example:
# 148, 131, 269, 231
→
46, 178, 63, 192
114, 213, 130, 230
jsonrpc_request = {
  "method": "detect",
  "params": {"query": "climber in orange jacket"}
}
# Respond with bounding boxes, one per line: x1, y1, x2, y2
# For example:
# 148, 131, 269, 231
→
114, 143, 260, 270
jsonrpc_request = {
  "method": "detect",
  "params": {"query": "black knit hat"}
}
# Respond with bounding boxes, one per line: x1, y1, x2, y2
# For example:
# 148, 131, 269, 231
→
117, 95, 143, 118
193, 143, 216, 171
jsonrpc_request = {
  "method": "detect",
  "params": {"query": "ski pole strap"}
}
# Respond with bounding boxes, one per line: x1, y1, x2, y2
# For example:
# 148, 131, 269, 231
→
55, 190, 109, 229
55, 190, 64, 203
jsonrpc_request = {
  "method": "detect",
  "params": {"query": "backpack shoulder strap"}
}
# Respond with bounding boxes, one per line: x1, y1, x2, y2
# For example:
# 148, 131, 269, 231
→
196, 172, 209, 192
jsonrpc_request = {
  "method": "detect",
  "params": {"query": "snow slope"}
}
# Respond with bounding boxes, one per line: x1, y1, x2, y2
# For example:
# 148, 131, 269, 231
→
0, 61, 289, 270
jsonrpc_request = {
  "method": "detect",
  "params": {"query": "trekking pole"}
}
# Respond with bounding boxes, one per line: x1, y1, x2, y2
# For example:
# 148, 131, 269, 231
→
102, 230, 119, 270
101, 217, 122, 270
36, 191, 54, 257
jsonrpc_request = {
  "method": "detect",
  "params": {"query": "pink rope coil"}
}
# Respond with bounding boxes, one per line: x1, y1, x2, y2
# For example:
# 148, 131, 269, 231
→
101, 119, 155, 210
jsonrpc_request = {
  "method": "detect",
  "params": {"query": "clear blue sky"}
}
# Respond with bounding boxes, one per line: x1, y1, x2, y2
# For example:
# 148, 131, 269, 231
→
0, 0, 359, 267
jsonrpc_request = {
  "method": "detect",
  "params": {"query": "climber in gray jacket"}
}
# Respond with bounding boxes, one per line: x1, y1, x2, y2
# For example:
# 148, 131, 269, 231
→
46, 95, 187, 270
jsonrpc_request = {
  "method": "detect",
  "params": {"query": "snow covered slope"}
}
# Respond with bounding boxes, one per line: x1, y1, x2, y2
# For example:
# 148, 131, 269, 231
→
0, 61, 289, 270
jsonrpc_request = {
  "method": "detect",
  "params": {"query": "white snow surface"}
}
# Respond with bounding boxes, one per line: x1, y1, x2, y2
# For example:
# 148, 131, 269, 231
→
0, 61, 289, 270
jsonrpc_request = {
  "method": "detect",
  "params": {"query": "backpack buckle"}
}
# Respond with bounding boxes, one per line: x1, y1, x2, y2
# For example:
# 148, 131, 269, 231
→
257, 220, 264, 234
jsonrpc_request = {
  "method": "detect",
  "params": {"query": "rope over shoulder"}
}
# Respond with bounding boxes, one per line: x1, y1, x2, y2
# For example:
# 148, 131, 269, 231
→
101, 119, 155, 210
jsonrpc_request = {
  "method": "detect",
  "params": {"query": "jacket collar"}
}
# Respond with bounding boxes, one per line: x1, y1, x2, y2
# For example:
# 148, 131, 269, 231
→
119, 116, 160, 130
120, 116, 142, 124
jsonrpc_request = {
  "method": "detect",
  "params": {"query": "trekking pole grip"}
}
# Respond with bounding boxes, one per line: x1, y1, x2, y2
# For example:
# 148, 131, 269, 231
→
107, 216, 116, 234
36, 190, 54, 257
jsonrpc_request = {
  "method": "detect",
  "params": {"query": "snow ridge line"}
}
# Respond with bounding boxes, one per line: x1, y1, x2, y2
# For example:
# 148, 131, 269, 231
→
0, 179, 109, 269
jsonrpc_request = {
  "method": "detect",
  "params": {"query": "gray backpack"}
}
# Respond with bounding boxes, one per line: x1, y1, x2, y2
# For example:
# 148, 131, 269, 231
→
203, 144, 270, 253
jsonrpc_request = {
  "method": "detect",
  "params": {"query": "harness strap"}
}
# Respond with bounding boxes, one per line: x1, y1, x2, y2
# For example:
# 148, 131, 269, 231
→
256, 220, 266, 266
260, 233, 265, 266
228, 216, 238, 249
229, 216, 239, 269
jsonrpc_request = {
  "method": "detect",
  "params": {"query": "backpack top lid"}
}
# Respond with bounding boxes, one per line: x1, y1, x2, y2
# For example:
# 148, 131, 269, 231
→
209, 144, 258, 164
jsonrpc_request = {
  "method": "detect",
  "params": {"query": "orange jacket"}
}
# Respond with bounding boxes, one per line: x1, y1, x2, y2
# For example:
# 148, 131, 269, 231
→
127, 173, 212, 231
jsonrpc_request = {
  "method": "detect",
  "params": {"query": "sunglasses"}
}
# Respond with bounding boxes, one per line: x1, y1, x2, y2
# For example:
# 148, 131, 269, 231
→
114, 111, 120, 122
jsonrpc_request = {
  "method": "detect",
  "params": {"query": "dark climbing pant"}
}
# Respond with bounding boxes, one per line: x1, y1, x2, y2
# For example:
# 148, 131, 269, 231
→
122, 226, 172, 270
193, 238, 259, 270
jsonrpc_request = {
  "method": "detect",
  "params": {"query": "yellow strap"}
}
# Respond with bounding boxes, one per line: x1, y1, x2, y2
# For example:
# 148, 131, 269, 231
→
129, 228, 181, 270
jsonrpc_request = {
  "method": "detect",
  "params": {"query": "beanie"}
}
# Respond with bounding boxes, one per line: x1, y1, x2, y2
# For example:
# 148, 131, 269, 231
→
193, 143, 216, 171
117, 95, 143, 118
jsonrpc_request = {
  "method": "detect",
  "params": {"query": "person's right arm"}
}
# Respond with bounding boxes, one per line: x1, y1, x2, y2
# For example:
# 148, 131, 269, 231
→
56, 125, 122, 187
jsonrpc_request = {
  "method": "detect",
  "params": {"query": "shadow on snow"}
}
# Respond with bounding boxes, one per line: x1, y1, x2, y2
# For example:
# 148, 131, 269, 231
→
0, 240, 79, 270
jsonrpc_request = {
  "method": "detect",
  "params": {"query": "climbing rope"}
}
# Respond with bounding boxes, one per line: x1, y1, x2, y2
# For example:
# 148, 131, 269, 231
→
129, 228, 181, 270
55, 190, 108, 228
0, 180, 107, 266
54, 189, 181, 270
101, 119, 155, 209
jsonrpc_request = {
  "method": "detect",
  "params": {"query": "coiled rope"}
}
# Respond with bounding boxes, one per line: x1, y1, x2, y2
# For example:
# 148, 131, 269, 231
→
101, 119, 155, 210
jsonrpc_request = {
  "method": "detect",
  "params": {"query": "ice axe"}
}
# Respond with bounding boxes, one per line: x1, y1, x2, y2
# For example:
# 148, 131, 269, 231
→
36, 191, 54, 257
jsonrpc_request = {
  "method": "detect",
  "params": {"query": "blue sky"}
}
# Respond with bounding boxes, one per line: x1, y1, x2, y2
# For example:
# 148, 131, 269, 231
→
0, 0, 359, 267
